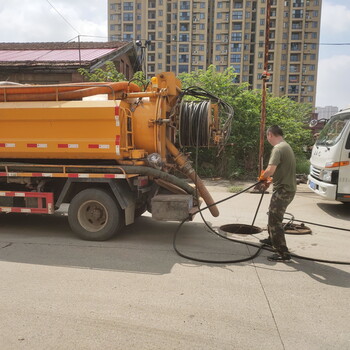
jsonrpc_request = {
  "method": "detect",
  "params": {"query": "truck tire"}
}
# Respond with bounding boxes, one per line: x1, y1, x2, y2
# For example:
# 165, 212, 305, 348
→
68, 188, 123, 241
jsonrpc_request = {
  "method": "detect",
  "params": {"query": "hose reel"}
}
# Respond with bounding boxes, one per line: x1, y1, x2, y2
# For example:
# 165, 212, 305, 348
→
178, 100, 212, 147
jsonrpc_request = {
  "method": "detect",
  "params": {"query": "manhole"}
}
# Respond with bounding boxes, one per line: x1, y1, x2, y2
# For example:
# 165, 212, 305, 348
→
220, 224, 262, 235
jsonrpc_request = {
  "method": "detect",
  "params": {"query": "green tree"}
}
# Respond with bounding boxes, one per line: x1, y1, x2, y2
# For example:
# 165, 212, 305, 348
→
179, 65, 313, 178
78, 61, 126, 82
78, 61, 148, 88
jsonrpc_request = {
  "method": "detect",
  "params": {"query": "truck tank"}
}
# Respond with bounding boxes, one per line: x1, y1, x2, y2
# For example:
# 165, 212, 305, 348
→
0, 72, 233, 217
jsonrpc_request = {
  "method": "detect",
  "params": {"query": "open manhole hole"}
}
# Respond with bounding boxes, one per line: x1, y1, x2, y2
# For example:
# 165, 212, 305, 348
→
220, 224, 262, 235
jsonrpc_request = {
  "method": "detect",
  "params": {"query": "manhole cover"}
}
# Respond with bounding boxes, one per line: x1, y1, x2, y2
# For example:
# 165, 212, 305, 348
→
284, 223, 312, 235
220, 224, 262, 235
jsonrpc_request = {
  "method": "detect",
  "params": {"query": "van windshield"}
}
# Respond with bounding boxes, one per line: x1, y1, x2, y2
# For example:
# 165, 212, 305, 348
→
316, 113, 350, 147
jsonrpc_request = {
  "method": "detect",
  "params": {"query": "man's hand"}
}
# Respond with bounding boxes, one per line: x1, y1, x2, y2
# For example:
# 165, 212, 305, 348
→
255, 170, 272, 191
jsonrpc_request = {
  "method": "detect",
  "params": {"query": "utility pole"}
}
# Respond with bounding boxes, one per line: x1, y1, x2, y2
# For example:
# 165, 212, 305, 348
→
135, 40, 152, 76
78, 35, 81, 67
258, 0, 271, 175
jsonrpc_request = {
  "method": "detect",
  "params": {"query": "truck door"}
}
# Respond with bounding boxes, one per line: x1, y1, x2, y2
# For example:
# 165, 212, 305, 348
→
337, 122, 350, 201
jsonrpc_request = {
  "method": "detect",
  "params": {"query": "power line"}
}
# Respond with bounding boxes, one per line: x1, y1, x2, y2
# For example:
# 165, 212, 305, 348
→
107, 35, 350, 46
46, 0, 80, 35
66, 33, 350, 47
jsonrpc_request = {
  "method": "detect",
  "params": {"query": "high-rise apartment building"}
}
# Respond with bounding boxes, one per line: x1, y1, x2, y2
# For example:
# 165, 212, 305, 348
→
108, 0, 321, 106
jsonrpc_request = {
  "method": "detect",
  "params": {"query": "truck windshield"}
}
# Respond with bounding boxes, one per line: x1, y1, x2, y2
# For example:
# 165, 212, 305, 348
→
316, 113, 350, 147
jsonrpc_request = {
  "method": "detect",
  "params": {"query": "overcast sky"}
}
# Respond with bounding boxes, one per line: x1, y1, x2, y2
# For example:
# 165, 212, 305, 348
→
0, 0, 349, 109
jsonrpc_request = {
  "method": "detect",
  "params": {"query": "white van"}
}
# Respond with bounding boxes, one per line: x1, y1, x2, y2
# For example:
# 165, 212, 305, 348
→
308, 107, 350, 203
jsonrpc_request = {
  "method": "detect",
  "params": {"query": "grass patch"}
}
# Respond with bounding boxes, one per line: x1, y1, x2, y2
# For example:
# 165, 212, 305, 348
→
228, 185, 244, 193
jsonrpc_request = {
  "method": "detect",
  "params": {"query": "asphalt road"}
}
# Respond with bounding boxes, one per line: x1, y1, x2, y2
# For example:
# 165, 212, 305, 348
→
0, 183, 349, 349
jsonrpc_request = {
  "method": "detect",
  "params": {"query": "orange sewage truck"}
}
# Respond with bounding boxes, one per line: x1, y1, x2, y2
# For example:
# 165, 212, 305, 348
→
0, 72, 232, 240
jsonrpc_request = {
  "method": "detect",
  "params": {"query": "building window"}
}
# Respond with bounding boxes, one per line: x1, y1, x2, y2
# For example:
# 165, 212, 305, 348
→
290, 54, 300, 62
179, 65, 189, 73
292, 9, 303, 18
179, 34, 189, 41
180, 12, 190, 20
123, 33, 133, 40
288, 85, 299, 94
180, 1, 190, 10
232, 11, 243, 20
179, 54, 189, 63
291, 43, 301, 51
289, 75, 299, 83
124, 24, 133, 31
123, 2, 133, 11
123, 13, 133, 21
179, 44, 189, 52
180, 23, 189, 31
231, 43, 242, 52
231, 64, 241, 73
231, 32, 242, 41
230, 54, 241, 63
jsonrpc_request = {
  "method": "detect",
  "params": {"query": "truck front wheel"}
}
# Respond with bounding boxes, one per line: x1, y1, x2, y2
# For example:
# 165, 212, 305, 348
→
68, 188, 123, 241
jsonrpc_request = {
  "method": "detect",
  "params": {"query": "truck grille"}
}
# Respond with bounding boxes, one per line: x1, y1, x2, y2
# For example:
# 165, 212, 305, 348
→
310, 165, 321, 179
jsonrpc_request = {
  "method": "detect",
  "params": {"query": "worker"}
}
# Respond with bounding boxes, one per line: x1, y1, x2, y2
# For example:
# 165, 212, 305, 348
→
259, 125, 296, 262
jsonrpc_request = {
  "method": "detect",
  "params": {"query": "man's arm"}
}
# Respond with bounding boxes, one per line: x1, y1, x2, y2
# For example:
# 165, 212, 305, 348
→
262, 164, 277, 178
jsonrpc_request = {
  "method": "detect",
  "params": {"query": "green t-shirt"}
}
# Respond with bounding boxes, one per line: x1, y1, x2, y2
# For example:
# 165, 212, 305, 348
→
268, 140, 296, 192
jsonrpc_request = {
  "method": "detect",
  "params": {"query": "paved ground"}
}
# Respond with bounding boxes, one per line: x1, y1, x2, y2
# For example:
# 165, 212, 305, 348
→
0, 182, 349, 349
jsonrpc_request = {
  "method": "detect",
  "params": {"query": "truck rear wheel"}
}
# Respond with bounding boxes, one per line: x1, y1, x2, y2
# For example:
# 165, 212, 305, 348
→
68, 188, 123, 241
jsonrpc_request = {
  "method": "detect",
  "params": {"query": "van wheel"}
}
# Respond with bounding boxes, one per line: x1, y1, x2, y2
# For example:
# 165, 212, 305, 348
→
68, 188, 123, 241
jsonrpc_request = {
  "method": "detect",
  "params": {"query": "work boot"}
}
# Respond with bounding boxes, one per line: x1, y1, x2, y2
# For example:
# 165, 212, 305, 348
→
259, 237, 272, 246
267, 252, 292, 262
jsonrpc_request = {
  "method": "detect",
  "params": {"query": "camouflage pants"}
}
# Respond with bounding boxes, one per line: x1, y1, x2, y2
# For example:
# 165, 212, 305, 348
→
268, 188, 295, 254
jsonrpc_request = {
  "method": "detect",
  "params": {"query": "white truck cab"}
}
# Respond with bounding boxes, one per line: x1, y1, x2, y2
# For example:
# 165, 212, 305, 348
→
308, 107, 350, 203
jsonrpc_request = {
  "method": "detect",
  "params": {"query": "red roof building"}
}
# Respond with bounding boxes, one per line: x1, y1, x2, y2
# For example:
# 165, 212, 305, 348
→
0, 41, 140, 84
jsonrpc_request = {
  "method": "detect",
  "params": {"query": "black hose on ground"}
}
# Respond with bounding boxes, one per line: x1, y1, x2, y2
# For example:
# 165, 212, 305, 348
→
173, 182, 350, 265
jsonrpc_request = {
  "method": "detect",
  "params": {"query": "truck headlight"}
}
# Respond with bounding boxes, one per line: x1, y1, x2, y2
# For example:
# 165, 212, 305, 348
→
320, 169, 332, 182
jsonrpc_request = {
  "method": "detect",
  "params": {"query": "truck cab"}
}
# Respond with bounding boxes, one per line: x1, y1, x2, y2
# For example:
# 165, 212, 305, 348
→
308, 108, 350, 203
